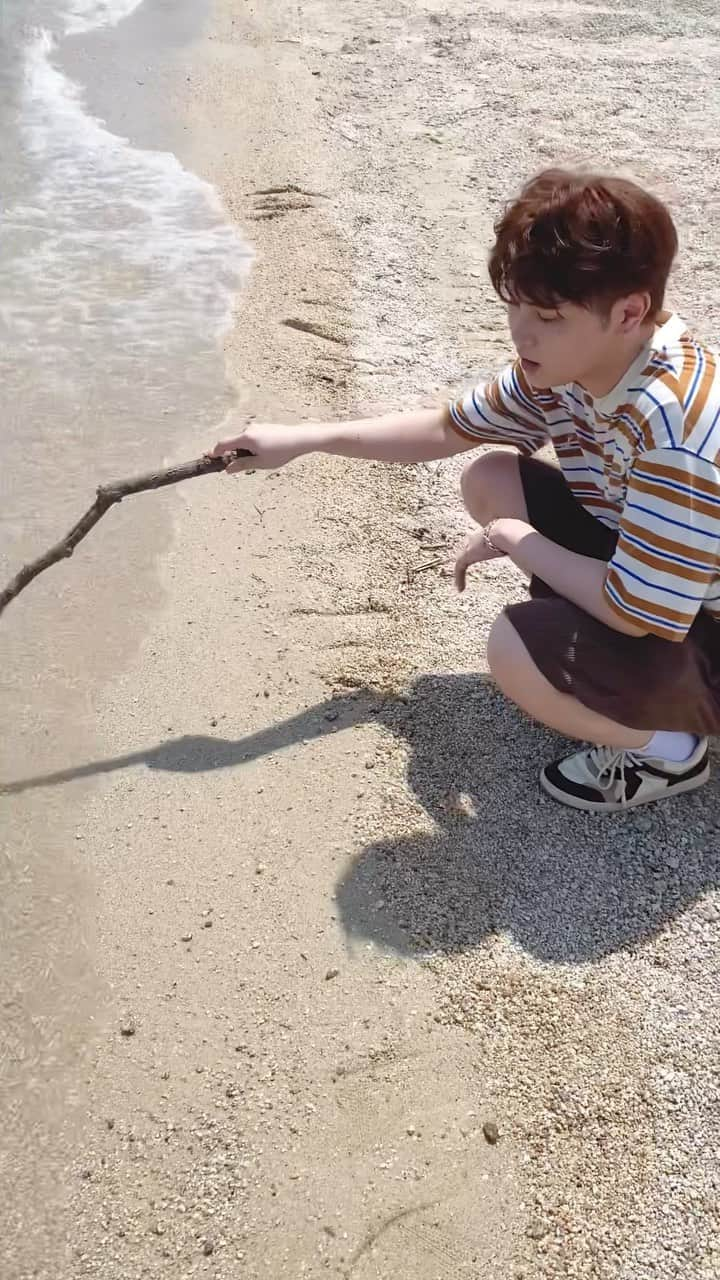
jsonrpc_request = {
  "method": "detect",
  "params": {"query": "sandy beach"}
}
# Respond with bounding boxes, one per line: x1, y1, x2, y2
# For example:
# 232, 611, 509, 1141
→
3, 0, 720, 1277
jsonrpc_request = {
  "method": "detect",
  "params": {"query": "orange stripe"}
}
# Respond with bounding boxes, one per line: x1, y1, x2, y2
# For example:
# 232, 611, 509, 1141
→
614, 401, 656, 450
604, 590, 684, 643
449, 403, 536, 454
449, 405, 488, 443
677, 344, 699, 404
486, 384, 546, 439
514, 361, 545, 411
570, 417, 603, 457
613, 417, 642, 455
638, 457, 720, 500
685, 346, 718, 434
632, 475, 720, 522
621, 518, 718, 567
617, 539, 712, 585
605, 569, 693, 627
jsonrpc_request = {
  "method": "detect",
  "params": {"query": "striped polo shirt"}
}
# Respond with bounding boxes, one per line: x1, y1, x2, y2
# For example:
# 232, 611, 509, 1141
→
449, 312, 720, 642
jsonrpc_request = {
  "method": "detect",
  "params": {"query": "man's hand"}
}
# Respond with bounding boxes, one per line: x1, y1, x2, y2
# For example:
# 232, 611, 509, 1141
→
209, 422, 316, 473
454, 529, 505, 592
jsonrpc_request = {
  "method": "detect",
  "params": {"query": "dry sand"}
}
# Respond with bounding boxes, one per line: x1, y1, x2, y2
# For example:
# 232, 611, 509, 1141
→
3, 0, 720, 1277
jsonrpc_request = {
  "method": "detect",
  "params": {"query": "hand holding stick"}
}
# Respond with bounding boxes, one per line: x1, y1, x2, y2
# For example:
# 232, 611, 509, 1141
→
0, 449, 252, 619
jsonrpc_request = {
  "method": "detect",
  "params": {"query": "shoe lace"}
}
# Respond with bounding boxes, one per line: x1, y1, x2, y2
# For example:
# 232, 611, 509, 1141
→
587, 745, 642, 806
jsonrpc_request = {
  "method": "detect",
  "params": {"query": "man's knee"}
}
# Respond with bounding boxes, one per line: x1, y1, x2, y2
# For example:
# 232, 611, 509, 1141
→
460, 450, 523, 524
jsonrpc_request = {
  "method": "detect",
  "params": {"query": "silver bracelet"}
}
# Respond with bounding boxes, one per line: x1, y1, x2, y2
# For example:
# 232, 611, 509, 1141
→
483, 519, 504, 553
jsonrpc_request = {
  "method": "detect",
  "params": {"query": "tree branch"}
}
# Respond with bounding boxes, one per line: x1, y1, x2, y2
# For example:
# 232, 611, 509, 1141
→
0, 449, 252, 619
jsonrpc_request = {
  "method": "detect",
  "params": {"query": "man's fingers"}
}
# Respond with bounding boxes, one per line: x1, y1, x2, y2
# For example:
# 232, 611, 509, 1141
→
209, 437, 245, 458
225, 456, 256, 475
454, 555, 467, 593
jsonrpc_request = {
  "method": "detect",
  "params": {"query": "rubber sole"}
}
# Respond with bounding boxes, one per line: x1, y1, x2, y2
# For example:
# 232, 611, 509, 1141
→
539, 762, 711, 813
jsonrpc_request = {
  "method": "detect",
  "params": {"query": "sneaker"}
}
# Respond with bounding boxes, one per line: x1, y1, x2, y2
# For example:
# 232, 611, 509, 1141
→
540, 739, 710, 812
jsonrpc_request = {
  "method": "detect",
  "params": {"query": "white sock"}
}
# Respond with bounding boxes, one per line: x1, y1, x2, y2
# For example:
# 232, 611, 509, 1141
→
636, 730, 700, 763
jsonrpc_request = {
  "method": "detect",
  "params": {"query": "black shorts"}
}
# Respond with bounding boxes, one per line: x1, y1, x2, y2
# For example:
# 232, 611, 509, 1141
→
503, 456, 720, 735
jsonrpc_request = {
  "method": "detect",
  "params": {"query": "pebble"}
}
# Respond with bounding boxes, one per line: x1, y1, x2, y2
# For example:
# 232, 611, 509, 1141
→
203, 1240, 215, 1256
120, 1019, 136, 1037
325, 968, 340, 981
203, 919, 213, 928
181, 933, 193, 942
483, 1121, 499, 1145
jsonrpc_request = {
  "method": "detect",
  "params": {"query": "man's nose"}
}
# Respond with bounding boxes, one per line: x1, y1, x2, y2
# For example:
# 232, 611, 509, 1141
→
511, 316, 536, 353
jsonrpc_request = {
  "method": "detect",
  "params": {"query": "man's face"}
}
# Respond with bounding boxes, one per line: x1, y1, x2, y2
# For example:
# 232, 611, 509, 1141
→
507, 299, 618, 392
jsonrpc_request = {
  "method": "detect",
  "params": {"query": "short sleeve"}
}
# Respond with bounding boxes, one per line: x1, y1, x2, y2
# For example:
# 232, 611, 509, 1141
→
448, 360, 550, 456
604, 447, 720, 641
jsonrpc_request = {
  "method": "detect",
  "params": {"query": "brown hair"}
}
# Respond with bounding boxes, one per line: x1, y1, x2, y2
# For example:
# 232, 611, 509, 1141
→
488, 168, 678, 317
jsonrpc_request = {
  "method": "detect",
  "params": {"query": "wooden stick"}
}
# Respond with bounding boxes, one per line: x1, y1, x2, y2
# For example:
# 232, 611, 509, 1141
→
0, 449, 252, 619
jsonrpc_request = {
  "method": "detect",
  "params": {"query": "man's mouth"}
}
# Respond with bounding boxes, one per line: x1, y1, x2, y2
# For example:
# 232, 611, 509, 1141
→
520, 357, 541, 374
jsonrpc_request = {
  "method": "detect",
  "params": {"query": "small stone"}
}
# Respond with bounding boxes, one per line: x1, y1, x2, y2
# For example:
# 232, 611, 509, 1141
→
210, 718, 218, 727
324, 710, 338, 722
325, 968, 340, 981
255, 864, 266, 875
151, 1222, 165, 1236
203, 919, 213, 928
181, 933, 193, 943
120, 1019, 136, 1037
483, 1121, 499, 1145
406, 1125, 417, 1136
203, 1239, 214, 1256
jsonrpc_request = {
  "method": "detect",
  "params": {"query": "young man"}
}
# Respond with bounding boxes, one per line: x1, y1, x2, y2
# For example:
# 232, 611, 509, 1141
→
211, 168, 720, 813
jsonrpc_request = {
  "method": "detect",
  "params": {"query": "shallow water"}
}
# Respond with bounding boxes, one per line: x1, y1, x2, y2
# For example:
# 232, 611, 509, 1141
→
0, 2, 249, 1263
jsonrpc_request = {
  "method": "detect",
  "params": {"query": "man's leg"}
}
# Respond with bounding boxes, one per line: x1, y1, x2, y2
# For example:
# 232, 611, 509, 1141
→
460, 450, 530, 525
486, 611, 651, 748
486, 612, 709, 810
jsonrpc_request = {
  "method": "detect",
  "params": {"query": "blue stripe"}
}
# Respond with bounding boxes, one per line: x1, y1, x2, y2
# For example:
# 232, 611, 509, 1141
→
449, 404, 482, 437
684, 348, 704, 411
621, 528, 713, 574
615, 413, 644, 446
612, 561, 709, 603
509, 368, 544, 421
564, 388, 586, 409
624, 499, 716, 536
604, 580, 688, 632
467, 392, 539, 442
698, 403, 720, 455
627, 386, 676, 446
572, 425, 598, 444
632, 466, 720, 509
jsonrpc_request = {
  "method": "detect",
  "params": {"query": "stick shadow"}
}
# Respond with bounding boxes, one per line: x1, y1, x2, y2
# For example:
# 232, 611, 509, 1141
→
4, 675, 718, 963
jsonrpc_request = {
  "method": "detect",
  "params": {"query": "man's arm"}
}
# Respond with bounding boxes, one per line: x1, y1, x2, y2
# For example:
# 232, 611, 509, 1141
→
486, 519, 649, 636
210, 407, 479, 471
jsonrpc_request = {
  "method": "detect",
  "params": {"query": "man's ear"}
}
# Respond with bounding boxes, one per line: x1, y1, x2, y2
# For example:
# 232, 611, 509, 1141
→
612, 292, 653, 334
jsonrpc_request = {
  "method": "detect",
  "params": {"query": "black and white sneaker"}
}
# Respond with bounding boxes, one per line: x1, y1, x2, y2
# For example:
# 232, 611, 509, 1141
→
540, 739, 710, 812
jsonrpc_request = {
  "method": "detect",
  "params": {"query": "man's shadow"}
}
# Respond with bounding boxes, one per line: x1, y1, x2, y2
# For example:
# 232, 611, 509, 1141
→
4, 675, 719, 964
